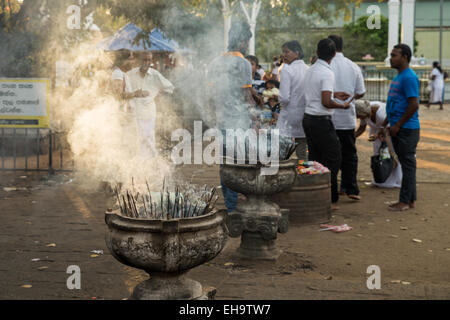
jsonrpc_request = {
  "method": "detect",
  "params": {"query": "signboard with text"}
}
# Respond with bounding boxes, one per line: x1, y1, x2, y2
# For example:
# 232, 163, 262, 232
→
0, 78, 50, 128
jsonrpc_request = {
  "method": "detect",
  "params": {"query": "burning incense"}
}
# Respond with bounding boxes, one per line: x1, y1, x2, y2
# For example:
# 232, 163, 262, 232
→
114, 179, 219, 220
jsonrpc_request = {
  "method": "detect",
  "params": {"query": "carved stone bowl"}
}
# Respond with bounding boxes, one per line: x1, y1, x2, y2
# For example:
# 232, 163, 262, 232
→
105, 209, 228, 300
219, 159, 297, 196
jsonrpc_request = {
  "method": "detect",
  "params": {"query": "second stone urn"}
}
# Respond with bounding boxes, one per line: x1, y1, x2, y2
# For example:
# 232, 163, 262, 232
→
220, 159, 296, 260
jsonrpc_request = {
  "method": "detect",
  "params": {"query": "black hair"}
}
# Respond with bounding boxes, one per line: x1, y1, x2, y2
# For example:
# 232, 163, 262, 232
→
245, 55, 259, 66
433, 61, 443, 74
317, 38, 336, 62
328, 34, 343, 52
266, 80, 280, 89
228, 21, 252, 52
393, 44, 412, 63
113, 50, 131, 68
282, 40, 304, 60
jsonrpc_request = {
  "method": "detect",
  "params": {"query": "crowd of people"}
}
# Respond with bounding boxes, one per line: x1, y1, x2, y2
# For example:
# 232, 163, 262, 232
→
207, 21, 423, 213
108, 20, 441, 214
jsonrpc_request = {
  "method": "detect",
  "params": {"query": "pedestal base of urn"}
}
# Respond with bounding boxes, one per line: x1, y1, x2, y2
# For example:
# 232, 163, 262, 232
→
130, 272, 215, 300
234, 231, 282, 261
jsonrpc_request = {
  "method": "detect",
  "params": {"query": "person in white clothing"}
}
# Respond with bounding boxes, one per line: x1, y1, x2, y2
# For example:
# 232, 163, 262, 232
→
355, 100, 402, 188
124, 52, 174, 158
257, 65, 265, 80
110, 50, 137, 111
328, 35, 366, 201
302, 38, 350, 209
427, 61, 445, 110
277, 40, 309, 159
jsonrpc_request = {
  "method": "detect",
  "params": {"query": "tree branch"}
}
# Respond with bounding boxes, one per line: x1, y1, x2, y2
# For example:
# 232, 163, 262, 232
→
240, 1, 251, 22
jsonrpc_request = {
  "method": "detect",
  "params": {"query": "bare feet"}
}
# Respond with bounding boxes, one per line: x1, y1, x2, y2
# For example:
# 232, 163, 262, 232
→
388, 202, 410, 211
331, 204, 340, 211
348, 194, 361, 201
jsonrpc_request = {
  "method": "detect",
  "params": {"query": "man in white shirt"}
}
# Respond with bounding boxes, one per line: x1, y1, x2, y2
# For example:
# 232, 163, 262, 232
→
328, 35, 366, 201
302, 38, 350, 209
125, 52, 174, 157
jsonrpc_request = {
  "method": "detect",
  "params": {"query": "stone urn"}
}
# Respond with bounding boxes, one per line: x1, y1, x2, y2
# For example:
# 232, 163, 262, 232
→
220, 159, 296, 260
105, 209, 228, 300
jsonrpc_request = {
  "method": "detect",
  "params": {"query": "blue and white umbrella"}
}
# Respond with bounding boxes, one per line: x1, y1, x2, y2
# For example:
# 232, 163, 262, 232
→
96, 23, 191, 53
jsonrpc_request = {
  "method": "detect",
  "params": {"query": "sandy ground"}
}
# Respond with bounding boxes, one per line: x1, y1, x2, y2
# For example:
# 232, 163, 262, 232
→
0, 104, 449, 300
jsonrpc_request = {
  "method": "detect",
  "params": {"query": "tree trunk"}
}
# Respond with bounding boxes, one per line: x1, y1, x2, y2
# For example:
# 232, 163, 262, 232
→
221, 0, 232, 51
240, 0, 261, 56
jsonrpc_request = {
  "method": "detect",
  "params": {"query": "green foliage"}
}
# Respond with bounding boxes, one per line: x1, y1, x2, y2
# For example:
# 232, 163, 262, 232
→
250, 0, 361, 62
0, 0, 115, 77
0, 30, 44, 77
342, 15, 418, 62
342, 15, 389, 61
0, 0, 365, 76
93, 5, 128, 37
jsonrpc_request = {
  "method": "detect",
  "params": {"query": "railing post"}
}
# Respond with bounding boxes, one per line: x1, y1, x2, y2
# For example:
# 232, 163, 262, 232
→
48, 130, 55, 175
1, 128, 4, 169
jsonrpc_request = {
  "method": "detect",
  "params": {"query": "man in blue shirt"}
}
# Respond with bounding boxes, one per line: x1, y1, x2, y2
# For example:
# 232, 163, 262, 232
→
379, 44, 420, 211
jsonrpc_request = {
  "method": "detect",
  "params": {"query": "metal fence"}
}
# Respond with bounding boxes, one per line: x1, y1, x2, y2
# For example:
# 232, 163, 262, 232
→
363, 69, 449, 102
0, 128, 74, 173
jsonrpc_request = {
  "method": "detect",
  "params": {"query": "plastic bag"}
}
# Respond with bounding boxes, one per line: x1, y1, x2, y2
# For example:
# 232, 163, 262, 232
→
371, 142, 394, 183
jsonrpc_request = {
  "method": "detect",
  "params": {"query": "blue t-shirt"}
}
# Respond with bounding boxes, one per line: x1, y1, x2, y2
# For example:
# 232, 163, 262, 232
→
386, 68, 420, 129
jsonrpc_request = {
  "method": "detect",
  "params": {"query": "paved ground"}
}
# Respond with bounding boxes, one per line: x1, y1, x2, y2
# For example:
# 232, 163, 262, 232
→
0, 104, 449, 300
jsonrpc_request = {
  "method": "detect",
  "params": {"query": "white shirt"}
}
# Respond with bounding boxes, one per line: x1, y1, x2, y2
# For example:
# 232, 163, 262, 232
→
304, 59, 335, 116
125, 67, 174, 120
276, 60, 309, 138
257, 68, 265, 79
330, 52, 366, 130
111, 68, 125, 81
360, 101, 387, 135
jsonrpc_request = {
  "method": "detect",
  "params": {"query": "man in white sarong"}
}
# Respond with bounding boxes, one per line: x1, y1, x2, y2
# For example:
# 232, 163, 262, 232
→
125, 52, 174, 157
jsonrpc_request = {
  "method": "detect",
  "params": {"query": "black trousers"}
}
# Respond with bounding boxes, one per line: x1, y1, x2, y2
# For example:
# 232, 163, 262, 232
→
303, 114, 342, 203
391, 128, 420, 204
336, 129, 360, 196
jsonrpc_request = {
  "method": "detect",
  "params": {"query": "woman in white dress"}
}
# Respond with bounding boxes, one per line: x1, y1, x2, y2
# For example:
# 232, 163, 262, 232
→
427, 61, 445, 110
355, 100, 402, 188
